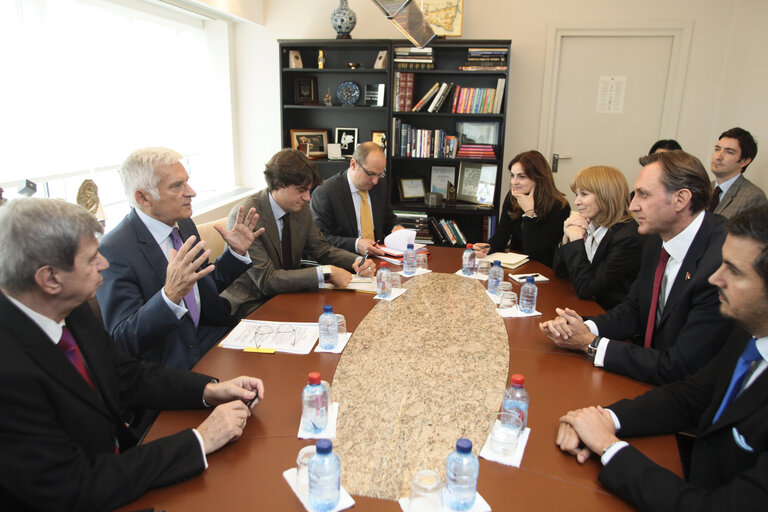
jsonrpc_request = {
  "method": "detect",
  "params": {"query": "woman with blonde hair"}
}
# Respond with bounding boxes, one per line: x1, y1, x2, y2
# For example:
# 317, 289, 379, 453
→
473, 150, 570, 266
552, 165, 646, 309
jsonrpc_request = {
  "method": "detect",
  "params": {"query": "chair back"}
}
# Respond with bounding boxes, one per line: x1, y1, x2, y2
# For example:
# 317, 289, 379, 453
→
196, 218, 227, 261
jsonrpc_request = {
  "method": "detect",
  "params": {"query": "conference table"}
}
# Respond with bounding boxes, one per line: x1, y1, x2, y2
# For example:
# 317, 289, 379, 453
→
119, 246, 682, 511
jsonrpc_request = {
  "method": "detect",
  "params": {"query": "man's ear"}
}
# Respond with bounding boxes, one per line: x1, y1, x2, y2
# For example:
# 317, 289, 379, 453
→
33, 266, 62, 296
739, 157, 753, 171
673, 188, 693, 213
135, 189, 152, 208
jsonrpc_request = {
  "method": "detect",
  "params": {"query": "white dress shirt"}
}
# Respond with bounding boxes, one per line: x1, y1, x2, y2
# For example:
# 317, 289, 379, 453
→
347, 170, 375, 253
585, 223, 608, 263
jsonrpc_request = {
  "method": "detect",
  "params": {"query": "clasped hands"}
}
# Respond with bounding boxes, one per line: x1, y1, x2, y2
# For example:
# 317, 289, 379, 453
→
563, 211, 589, 244
539, 307, 594, 353
197, 376, 265, 454
556, 406, 620, 464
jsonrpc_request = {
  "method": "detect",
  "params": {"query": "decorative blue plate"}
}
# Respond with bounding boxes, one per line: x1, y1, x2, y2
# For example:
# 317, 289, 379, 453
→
336, 81, 360, 105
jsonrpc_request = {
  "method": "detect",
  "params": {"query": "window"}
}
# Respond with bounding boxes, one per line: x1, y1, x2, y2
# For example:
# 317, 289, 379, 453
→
0, 0, 235, 227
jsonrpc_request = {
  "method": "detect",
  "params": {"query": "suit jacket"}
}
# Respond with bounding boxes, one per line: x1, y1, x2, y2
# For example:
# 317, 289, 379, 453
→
0, 294, 212, 512
600, 328, 768, 511
553, 219, 647, 310
97, 209, 251, 370
221, 189, 359, 318
487, 194, 570, 267
712, 174, 768, 219
593, 211, 733, 384
310, 170, 398, 253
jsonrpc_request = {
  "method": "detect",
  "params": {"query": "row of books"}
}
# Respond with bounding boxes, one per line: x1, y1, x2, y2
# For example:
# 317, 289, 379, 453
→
429, 217, 469, 246
393, 72, 415, 112
393, 46, 435, 70
393, 210, 432, 245
458, 47, 509, 71
411, 81, 454, 112
456, 144, 496, 159
392, 121, 458, 159
450, 80, 506, 114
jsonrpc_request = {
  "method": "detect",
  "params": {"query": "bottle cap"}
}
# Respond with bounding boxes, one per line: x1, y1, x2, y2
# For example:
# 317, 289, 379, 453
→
466, 243, 473, 249
456, 438, 472, 453
380, 261, 388, 268
493, 260, 501, 266
526, 276, 535, 283
510, 373, 525, 387
316, 439, 332, 454
407, 243, 414, 249
323, 305, 333, 313
308, 372, 321, 384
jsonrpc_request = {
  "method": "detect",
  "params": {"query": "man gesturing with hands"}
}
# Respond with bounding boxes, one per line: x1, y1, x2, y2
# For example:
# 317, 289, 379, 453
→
98, 147, 265, 370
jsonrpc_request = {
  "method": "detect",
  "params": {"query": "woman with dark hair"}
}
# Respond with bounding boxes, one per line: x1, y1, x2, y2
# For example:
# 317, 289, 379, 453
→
552, 165, 646, 309
473, 150, 569, 266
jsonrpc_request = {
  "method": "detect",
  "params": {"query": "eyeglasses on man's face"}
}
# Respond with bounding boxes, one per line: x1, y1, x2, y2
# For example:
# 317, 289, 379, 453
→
357, 160, 386, 179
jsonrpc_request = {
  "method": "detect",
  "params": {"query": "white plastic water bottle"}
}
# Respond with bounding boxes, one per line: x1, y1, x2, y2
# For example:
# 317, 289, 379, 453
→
487, 260, 503, 294
301, 371, 329, 433
403, 243, 417, 276
308, 439, 341, 511
462, 243, 476, 275
519, 276, 538, 313
318, 305, 338, 349
376, 262, 392, 298
445, 438, 479, 511
502, 373, 529, 429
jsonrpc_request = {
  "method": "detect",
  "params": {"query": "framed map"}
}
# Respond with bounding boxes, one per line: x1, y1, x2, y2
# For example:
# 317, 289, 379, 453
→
420, 0, 463, 37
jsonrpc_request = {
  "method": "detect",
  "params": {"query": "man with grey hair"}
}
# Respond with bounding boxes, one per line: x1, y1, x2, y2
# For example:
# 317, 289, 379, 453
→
97, 147, 263, 370
0, 198, 264, 511
310, 141, 401, 256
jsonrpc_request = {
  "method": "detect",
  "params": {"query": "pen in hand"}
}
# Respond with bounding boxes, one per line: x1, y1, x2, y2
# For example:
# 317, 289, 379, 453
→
356, 250, 369, 276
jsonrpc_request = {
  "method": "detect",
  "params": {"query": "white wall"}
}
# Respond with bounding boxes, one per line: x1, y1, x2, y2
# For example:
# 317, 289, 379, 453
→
231, 0, 768, 195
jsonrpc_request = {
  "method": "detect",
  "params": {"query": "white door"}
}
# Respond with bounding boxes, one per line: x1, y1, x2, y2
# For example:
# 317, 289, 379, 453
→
539, 22, 692, 194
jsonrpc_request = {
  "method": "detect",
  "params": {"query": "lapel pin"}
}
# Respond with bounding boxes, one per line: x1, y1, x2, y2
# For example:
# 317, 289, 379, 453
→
685, 272, 691, 280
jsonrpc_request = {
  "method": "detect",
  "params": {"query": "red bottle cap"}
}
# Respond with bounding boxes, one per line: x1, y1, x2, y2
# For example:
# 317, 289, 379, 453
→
381, 261, 388, 268
510, 373, 525, 387
467, 243, 473, 249
308, 371, 321, 384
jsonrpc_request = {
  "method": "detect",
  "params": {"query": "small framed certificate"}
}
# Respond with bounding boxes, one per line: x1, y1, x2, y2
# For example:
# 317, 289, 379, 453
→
398, 178, 426, 202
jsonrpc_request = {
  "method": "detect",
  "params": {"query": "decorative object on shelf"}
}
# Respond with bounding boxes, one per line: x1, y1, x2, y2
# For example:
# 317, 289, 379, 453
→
298, 142, 310, 156
288, 50, 303, 69
456, 120, 499, 145
365, 83, 385, 107
323, 88, 333, 106
371, 130, 387, 148
457, 162, 497, 205
445, 181, 457, 205
290, 129, 329, 158
335, 127, 358, 158
399, 178, 426, 202
336, 80, 360, 105
330, 0, 356, 39
293, 76, 318, 104
370, 1, 436, 47
421, 0, 463, 37
431, 166, 455, 195
17, 179, 36, 197
76, 179, 106, 222
327, 143, 344, 160
373, 50, 388, 69
318, 49, 325, 69
425, 192, 443, 207
347, 62, 361, 69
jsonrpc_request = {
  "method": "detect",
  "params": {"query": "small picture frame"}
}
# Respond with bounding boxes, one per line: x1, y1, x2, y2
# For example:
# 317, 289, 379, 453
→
455, 121, 499, 146
371, 130, 387, 148
398, 178, 426, 202
290, 129, 329, 158
335, 127, 358, 158
327, 143, 344, 160
430, 165, 455, 195
457, 162, 497, 205
288, 50, 303, 69
293, 76, 318, 104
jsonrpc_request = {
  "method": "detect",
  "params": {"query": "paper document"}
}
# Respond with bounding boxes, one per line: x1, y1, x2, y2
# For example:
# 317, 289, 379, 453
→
219, 320, 319, 354
483, 251, 529, 269
324, 277, 377, 293
509, 272, 549, 283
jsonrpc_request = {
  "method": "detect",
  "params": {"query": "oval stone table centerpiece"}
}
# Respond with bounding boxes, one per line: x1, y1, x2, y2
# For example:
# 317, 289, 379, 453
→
331, 272, 510, 500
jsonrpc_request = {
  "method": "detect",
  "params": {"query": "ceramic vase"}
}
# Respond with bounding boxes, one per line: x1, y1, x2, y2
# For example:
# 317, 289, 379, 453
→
330, 0, 356, 39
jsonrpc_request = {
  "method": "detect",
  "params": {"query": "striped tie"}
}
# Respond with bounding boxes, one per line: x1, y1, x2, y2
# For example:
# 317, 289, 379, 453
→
358, 191, 375, 241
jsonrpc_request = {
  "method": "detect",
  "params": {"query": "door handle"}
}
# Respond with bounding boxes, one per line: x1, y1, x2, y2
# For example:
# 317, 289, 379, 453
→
551, 153, 571, 173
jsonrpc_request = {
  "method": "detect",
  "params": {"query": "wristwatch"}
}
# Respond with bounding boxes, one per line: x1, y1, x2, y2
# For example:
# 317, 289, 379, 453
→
321, 265, 332, 282
586, 336, 601, 358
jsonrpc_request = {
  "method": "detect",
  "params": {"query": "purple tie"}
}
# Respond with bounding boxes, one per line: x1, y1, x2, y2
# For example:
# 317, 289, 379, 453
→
58, 326, 96, 391
170, 227, 200, 326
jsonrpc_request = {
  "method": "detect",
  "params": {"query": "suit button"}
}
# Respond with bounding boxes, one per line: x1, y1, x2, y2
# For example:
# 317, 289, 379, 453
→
188, 343, 195, 348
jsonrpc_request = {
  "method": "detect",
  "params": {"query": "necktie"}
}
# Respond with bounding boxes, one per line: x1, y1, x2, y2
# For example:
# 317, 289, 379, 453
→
644, 248, 670, 348
169, 227, 200, 326
281, 213, 293, 269
58, 326, 96, 391
712, 337, 761, 423
358, 190, 375, 241
710, 186, 722, 212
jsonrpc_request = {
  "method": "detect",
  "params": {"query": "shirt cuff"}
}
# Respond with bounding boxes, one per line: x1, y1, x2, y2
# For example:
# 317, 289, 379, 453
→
355, 238, 361, 254
161, 288, 188, 320
191, 429, 209, 470
228, 245, 252, 264
606, 408, 622, 431
316, 266, 325, 288
585, 320, 599, 336
593, 338, 610, 367
600, 441, 629, 465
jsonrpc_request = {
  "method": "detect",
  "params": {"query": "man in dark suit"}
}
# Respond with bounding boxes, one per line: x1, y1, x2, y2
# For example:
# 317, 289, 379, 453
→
310, 141, 401, 257
541, 150, 733, 384
221, 149, 376, 318
0, 198, 264, 511
710, 127, 767, 219
97, 147, 264, 370
555, 205, 768, 511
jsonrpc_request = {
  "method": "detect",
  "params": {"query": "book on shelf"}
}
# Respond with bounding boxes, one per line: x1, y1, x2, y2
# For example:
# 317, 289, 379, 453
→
456, 144, 496, 159
428, 217, 449, 244
412, 82, 440, 112
430, 82, 454, 113
438, 219, 458, 245
427, 82, 449, 113
394, 72, 414, 112
492, 78, 506, 114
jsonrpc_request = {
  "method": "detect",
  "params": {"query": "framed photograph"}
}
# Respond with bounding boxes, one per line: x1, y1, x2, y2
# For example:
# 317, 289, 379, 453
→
457, 162, 497, 205
398, 178, 426, 202
455, 121, 499, 146
430, 165, 455, 195
365, 83, 385, 106
290, 129, 328, 158
371, 130, 387, 148
293, 76, 318, 104
335, 127, 358, 158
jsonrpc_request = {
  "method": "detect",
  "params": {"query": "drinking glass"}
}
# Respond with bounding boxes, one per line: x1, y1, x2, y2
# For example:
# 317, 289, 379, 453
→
407, 469, 442, 512
498, 281, 513, 294
335, 314, 347, 334
500, 291, 518, 309
295, 445, 316, 497
489, 412, 523, 456
390, 273, 402, 288
476, 260, 491, 275
416, 253, 429, 270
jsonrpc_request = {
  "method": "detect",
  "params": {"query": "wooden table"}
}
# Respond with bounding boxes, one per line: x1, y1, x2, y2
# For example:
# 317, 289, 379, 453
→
119, 246, 681, 511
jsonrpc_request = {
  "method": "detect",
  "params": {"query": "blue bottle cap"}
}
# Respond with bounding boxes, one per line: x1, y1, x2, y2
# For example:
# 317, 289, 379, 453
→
456, 438, 472, 453
493, 260, 501, 266
526, 276, 535, 283
316, 439, 333, 454
323, 305, 333, 313
407, 243, 414, 249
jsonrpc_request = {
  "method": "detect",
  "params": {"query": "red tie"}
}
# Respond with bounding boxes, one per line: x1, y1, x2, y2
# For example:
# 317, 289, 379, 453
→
644, 249, 670, 348
58, 326, 97, 391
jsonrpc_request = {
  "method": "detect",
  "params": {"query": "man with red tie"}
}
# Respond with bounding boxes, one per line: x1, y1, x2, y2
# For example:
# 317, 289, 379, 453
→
540, 150, 733, 384
0, 198, 264, 511
555, 204, 768, 511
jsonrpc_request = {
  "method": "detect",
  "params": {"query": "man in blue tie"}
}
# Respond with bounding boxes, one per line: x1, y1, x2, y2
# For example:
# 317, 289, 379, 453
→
555, 204, 768, 511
